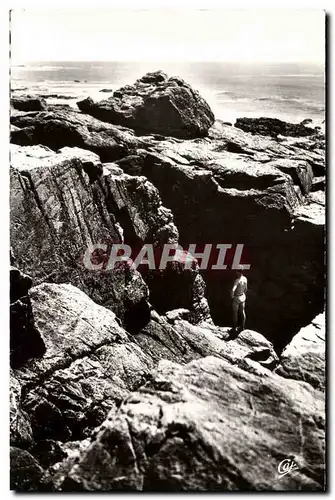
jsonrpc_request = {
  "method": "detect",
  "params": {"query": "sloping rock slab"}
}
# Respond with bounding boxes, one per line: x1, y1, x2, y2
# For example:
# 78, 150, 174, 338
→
10, 144, 210, 324
10, 106, 140, 162
59, 356, 325, 491
10, 145, 149, 319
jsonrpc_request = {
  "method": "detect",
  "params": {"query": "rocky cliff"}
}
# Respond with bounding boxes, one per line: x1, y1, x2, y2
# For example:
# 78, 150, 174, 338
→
10, 72, 325, 491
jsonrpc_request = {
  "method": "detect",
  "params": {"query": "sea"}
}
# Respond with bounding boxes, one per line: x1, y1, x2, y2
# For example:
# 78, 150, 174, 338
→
10, 61, 325, 127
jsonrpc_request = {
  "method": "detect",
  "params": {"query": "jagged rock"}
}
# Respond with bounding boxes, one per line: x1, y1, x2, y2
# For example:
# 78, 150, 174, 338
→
16, 283, 133, 379
11, 282, 280, 450
13, 283, 154, 442
10, 106, 141, 162
209, 120, 325, 176
275, 313, 325, 391
49, 438, 92, 490
10, 447, 49, 491
77, 71, 215, 139
11, 95, 47, 112
116, 148, 324, 348
10, 266, 32, 303
10, 281, 319, 491
10, 144, 210, 324
235, 117, 320, 138
12, 283, 210, 444
58, 356, 325, 491
308, 190, 325, 207
314, 191, 326, 206
9, 70, 325, 492
164, 308, 191, 323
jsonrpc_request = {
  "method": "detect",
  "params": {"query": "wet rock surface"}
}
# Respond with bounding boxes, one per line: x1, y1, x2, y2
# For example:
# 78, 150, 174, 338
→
10, 71, 325, 491
10, 281, 294, 491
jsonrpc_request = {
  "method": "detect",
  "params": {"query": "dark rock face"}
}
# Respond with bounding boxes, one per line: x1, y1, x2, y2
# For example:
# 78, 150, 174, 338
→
58, 356, 325, 492
10, 447, 52, 491
10, 266, 32, 303
235, 117, 320, 138
10, 145, 143, 321
10, 371, 34, 446
115, 138, 324, 349
11, 95, 47, 112
266, 159, 313, 195
9, 280, 324, 492
77, 71, 215, 139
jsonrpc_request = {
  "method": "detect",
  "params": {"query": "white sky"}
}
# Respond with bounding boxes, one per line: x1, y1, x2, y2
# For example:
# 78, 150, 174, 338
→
10, 8, 325, 64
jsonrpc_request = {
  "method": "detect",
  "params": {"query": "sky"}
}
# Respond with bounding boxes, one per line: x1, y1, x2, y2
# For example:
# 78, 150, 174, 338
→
10, 9, 325, 64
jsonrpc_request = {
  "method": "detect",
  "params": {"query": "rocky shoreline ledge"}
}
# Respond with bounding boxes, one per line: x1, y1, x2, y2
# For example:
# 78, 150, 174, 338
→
10, 71, 325, 491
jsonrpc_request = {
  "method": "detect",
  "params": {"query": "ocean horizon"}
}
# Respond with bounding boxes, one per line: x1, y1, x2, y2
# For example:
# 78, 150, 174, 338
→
11, 61, 325, 126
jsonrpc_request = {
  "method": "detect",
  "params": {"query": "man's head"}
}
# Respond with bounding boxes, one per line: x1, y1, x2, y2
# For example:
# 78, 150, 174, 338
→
235, 265, 244, 278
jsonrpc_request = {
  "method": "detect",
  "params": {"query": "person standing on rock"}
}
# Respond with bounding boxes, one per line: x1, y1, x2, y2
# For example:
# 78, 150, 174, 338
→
231, 265, 248, 333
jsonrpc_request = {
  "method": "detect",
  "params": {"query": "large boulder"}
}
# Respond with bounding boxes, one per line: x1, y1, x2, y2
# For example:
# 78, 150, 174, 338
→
275, 312, 325, 391
58, 356, 325, 491
77, 71, 215, 139
14, 283, 155, 442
